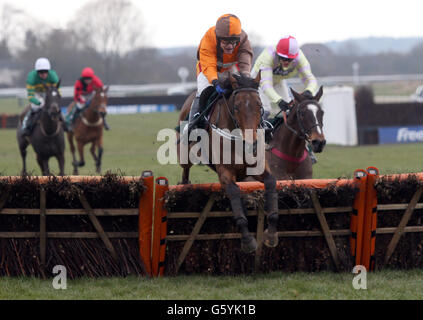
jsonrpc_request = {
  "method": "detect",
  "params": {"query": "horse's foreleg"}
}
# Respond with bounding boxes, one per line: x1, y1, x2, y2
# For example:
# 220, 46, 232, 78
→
36, 155, 48, 176
67, 132, 78, 174
221, 171, 257, 254
19, 140, 29, 175
76, 140, 85, 167
90, 142, 98, 163
261, 171, 279, 248
95, 138, 103, 174
57, 153, 65, 176
43, 159, 50, 176
178, 165, 192, 185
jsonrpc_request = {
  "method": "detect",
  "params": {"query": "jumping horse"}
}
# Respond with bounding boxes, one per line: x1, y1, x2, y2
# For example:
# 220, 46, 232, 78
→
17, 84, 65, 176
176, 73, 279, 253
67, 86, 108, 175
266, 87, 326, 179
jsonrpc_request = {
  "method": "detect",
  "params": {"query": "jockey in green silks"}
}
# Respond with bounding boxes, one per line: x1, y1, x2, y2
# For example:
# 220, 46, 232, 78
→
21, 57, 65, 136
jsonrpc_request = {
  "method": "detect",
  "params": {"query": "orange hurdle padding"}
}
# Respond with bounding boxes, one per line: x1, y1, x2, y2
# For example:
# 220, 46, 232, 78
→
0, 176, 140, 183
152, 177, 169, 277
351, 169, 368, 267
139, 170, 154, 276
362, 167, 379, 271
169, 178, 354, 194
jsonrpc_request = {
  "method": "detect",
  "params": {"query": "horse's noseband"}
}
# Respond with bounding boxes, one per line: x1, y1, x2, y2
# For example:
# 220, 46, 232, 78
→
286, 100, 323, 141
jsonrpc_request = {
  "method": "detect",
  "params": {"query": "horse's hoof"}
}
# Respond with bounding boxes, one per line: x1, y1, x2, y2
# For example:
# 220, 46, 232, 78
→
177, 180, 191, 185
241, 235, 257, 254
263, 229, 279, 248
78, 161, 85, 167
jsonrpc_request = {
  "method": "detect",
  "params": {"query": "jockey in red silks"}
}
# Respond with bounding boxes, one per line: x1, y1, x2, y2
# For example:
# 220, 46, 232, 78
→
65, 67, 107, 131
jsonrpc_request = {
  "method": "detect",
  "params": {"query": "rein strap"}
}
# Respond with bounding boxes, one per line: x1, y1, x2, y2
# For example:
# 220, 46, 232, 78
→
271, 147, 308, 163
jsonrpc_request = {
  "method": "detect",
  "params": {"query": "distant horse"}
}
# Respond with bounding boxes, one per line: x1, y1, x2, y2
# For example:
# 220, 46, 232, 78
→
17, 85, 65, 176
67, 86, 108, 175
176, 73, 279, 253
266, 87, 326, 180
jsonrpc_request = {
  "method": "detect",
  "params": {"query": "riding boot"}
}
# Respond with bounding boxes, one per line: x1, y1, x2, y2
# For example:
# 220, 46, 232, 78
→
65, 107, 76, 131
58, 113, 68, 132
21, 110, 36, 137
182, 96, 201, 139
306, 142, 317, 164
102, 116, 110, 130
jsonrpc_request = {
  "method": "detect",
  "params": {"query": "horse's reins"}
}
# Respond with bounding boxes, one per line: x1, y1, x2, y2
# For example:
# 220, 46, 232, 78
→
39, 97, 62, 138
81, 95, 105, 127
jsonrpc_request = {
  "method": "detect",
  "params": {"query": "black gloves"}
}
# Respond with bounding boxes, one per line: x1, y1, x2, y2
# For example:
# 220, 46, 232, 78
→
278, 99, 290, 112
302, 90, 314, 99
212, 79, 227, 94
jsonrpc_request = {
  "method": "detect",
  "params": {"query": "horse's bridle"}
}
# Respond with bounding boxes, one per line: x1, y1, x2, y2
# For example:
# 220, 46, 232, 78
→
219, 87, 261, 129
282, 99, 323, 141
39, 88, 62, 137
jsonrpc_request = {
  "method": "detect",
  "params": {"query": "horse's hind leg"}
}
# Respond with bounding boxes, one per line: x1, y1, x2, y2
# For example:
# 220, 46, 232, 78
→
220, 170, 257, 253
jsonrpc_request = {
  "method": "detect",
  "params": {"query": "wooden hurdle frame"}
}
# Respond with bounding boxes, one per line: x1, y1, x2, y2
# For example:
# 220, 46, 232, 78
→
0, 175, 149, 278
3, 169, 423, 277
165, 178, 355, 274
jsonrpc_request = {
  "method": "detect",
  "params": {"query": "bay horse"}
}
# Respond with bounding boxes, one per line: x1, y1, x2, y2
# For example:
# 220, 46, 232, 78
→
67, 86, 108, 175
17, 85, 65, 176
176, 72, 279, 254
266, 87, 326, 180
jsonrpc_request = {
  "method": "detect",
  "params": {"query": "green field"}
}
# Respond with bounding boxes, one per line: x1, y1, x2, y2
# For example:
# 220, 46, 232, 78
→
2, 269, 423, 300
1, 110, 423, 183
1, 99, 423, 300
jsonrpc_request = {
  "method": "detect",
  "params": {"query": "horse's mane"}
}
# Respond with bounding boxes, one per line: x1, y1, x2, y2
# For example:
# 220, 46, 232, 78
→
220, 73, 259, 91
232, 74, 259, 90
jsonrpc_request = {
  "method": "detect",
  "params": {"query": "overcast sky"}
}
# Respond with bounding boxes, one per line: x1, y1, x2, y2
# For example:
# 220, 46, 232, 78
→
2, 0, 423, 48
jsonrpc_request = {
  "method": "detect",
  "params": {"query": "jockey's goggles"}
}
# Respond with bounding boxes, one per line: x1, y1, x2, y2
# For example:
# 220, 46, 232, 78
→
220, 38, 240, 46
37, 70, 49, 74
278, 56, 294, 63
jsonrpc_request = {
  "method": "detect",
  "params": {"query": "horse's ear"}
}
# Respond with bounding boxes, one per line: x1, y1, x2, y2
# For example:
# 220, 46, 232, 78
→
253, 70, 261, 85
104, 86, 109, 93
290, 88, 303, 102
314, 86, 324, 101
228, 73, 239, 89
56, 79, 61, 89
